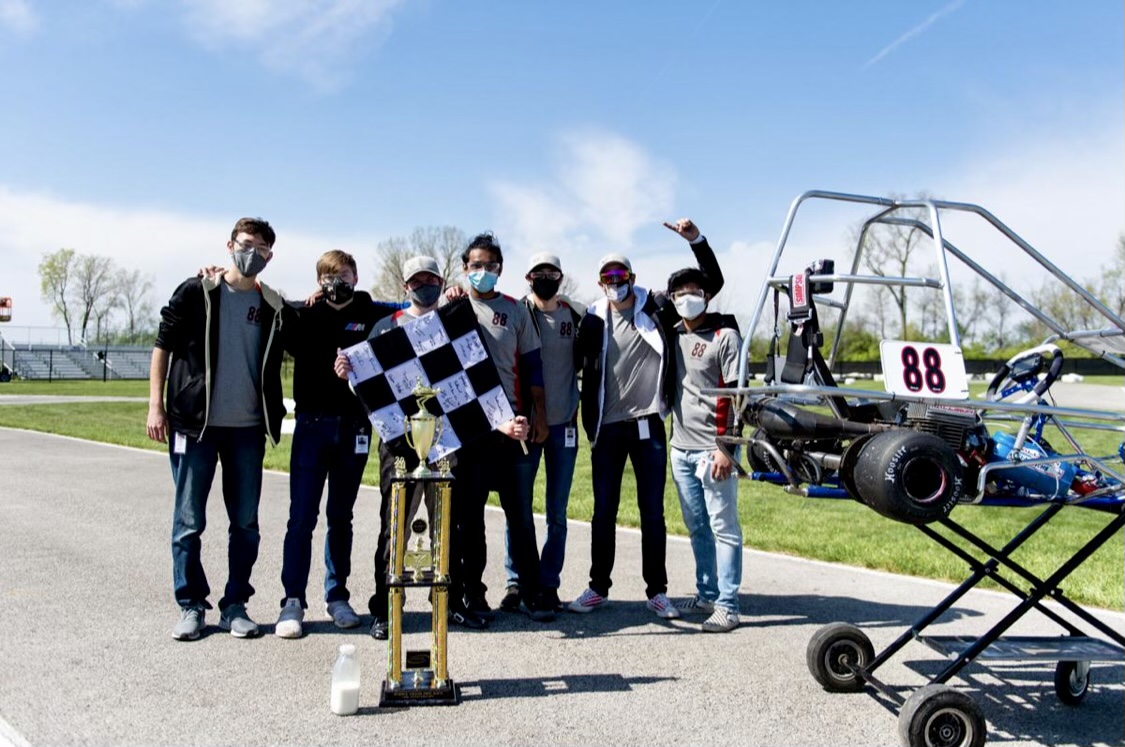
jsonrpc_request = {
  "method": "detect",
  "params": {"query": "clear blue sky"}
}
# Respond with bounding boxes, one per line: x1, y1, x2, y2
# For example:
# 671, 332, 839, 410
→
1, 0, 1122, 333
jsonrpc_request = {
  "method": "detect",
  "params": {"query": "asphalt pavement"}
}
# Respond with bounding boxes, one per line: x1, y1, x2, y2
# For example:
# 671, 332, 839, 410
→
0, 428, 1121, 747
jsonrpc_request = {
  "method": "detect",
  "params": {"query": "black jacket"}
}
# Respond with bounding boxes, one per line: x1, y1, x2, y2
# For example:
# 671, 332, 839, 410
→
576, 237, 724, 445
155, 275, 292, 445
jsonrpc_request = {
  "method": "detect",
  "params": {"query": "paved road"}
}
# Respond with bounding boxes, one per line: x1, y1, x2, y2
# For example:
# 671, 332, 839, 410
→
0, 429, 1121, 747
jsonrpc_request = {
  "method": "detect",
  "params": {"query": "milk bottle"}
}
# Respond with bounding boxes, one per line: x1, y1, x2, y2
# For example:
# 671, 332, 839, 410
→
330, 643, 361, 715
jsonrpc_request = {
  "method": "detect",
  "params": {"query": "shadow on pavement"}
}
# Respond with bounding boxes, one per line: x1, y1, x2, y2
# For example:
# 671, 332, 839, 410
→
458, 673, 678, 701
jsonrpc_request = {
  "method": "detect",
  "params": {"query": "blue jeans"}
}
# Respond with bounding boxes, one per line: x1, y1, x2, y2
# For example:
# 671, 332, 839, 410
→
280, 414, 370, 607
670, 447, 743, 613
170, 425, 265, 611
588, 415, 668, 599
505, 423, 579, 590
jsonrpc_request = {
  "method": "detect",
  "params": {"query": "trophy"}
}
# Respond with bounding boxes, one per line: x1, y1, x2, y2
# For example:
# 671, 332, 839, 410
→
382, 388, 459, 707
403, 382, 442, 479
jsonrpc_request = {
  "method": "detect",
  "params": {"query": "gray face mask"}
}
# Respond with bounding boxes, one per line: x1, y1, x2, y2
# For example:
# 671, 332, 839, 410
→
233, 247, 268, 277
408, 284, 442, 307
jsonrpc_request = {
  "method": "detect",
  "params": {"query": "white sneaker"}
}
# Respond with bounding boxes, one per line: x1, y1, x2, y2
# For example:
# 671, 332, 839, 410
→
567, 587, 606, 613
674, 596, 715, 615
327, 600, 361, 629
274, 598, 304, 639
702, 607, 740, 633
646, 593, 681, 619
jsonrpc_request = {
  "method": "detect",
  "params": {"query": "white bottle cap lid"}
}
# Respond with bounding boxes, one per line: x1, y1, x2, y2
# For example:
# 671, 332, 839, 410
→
339, 644, 356, 656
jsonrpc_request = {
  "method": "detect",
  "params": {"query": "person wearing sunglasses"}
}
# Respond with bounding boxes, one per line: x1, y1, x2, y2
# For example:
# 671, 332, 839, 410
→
664, 268, 744, 632
451, 232, 554, 628
569, 218, 724, 620
148, 217, 293, 642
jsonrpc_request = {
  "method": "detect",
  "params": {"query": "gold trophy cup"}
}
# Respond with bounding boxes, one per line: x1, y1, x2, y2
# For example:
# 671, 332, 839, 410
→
403, 383, 442, 479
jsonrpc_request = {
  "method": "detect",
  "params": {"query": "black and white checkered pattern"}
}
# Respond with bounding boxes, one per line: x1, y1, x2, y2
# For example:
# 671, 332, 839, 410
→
341, 298, 514, 462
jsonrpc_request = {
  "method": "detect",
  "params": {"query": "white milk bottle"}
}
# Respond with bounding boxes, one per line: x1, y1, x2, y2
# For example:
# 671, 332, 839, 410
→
330, 643, 361, 715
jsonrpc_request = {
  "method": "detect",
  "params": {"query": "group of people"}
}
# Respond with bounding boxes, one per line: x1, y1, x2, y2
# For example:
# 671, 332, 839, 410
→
146, 215, 746, 643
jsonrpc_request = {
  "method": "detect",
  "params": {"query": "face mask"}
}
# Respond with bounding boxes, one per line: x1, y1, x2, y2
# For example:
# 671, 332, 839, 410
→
233, 247, 268, 277
468, 270, 499, 293
530, 277, 560, 301
322, 278, 355, 304
604, 282, 630, 303
408, 284, 442, 307
673, 294, 707, 320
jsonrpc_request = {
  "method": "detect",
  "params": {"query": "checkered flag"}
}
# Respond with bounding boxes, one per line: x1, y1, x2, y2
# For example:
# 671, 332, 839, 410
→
340, 298, 514, 462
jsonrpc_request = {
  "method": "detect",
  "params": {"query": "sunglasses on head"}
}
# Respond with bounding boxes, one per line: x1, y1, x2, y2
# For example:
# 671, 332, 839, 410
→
600, 270, 630, 284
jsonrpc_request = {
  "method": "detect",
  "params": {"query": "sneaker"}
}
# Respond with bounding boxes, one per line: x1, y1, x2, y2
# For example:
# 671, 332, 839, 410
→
567, 587, 606, 614
464, 593, 496, 622
369, 615, 388, 641
274, 598, 305, 639
449, 601, 489, 630
541, 587, 564, 612
326, 600, 361, 629
219, 603, 261, 638
674, 596, 715, 615
527, 593, 556, 623
702, 607, 740, 633
171, 606, 205, 641
646, 593, 681, 619
499, 585, 521, 612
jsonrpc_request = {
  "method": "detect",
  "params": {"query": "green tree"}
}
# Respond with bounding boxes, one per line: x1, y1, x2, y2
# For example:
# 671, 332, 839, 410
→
72, 254, 119, 344
39, 248, 77, 344
371, 226, 467, 302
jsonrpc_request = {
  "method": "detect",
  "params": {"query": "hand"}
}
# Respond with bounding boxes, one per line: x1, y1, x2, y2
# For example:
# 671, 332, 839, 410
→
146, 404, 168, 443
663, 218, 700, 243
197, 265, 226, 280
305, 287, 325, 306
444, 285, 467, 301
499, 415, 530, 441
333, 350, 353, 381
710, 448, 735, 481
531, 415, 549, 444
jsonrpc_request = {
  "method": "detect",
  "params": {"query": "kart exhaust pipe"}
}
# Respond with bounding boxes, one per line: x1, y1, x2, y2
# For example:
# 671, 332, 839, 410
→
749, 398, 890, 439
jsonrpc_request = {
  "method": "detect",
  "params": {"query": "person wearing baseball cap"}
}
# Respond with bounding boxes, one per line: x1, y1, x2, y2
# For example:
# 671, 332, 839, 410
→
569, 218, 726, 620
493, 252, 584, 614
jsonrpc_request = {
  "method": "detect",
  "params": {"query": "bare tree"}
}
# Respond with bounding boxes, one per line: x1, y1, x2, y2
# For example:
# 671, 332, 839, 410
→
72, 254, 118, 345
39, 248, 77, 344
117, 268, 156, 342
371, 226, 467, 302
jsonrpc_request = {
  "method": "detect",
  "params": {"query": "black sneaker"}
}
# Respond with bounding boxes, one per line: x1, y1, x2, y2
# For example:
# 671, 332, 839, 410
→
527, 593, 557, 623
464, 593, 496, 622
499, 585, 521, 612
370, 616, 389, 640
449, 602, 489, 630
541, 587, 564, 612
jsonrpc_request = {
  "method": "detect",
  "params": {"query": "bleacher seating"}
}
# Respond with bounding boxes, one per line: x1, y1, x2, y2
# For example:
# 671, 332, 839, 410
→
3, 345, 153, 380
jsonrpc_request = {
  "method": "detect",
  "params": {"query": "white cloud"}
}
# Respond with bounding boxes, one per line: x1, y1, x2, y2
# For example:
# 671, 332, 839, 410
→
0, 0, 39, 35
864, 0, 968, 68
0, 186, 373, 338
129, 0, 407, 90
488, 129, 678, 303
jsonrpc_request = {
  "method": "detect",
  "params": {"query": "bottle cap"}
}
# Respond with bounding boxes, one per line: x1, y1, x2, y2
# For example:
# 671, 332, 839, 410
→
339, 644, 356, 656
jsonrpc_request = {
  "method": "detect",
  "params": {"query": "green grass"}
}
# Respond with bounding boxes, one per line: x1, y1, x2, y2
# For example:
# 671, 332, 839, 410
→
0, 393, 1121, 610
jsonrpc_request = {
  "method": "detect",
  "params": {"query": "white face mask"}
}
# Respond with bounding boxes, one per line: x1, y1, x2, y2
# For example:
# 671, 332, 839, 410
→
604, 283, 630, 303
673, 294, 706, 320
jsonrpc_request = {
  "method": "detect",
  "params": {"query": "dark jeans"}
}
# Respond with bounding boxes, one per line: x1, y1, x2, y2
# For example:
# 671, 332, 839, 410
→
367, 440, 434, 620
588, 415, 668, 599
451, 431, 542, 604
170, 425, 266, 611
280, 414, 370, 608
507, 423, 579, 590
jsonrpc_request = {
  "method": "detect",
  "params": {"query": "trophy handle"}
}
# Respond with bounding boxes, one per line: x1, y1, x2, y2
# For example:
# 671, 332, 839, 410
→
428, 417, 443, 462
403, 414, 414, 450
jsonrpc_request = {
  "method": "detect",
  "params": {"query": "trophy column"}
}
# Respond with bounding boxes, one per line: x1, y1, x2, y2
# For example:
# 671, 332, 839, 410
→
380, 385, 460, 707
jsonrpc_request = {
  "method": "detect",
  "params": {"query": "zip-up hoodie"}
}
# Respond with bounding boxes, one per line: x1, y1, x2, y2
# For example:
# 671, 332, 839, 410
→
576, 237, 724, 446
155, 275, 290, 445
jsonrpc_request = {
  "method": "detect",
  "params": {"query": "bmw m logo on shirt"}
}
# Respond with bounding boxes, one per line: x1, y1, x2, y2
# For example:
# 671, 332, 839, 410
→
344, 323, 367, 332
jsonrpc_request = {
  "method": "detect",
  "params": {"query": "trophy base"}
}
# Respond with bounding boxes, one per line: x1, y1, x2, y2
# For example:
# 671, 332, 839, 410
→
380, 673, 460, 707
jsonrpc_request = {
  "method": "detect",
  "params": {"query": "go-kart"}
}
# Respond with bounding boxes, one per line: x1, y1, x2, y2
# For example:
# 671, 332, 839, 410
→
704, 191, 1125, 747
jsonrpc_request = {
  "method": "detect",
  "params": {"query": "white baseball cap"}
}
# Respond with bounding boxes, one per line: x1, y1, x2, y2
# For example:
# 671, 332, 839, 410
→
402, 256, 442, 282
597, 253, 633, 273
527, 252, 563, 273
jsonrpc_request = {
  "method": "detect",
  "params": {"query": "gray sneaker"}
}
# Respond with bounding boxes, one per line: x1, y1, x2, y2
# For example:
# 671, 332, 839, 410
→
274, 598, 304, 639
326, 600, 361, 629
675, 596, 716, 615
702, 607, 740, 633
171, 606, 205, 641
219, 603, 261, 638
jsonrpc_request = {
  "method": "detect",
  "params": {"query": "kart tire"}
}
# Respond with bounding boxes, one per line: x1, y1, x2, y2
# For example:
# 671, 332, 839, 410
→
852, 429, 963, 525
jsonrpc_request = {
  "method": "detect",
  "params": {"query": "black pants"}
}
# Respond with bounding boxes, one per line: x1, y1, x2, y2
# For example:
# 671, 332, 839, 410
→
450, 431, 543, 604
367, 441, 435, 619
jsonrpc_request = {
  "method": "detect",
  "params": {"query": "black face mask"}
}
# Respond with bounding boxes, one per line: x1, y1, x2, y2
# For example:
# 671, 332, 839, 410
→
322, 278, 355, 304
531, 277, 561, 300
